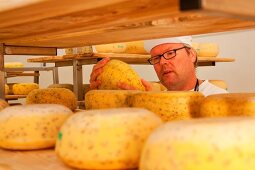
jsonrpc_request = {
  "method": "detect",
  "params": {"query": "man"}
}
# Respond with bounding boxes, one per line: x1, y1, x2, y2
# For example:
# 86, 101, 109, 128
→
90, 36, 228, 96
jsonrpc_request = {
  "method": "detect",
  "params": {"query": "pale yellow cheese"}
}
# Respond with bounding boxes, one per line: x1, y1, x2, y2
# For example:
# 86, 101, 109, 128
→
140, 117, 255, 170
125, 41, 147, 54
4, 62, 24, 68
47, 84, 74, 91
95, 43, 127, 53
192, 42, 219, 57
64, 48, 73, 55
0, 99, 9, 111
85, 90, 139, 109
129, 91, 205, 121
12, 83, 39, 95
97, 59, 145, 91
4, 84, 9, 95
0, 104, 72, 150
55, 108, 162, 170
26, 88, 77, 111
209, 80, 228, 90
199, 93, 255, 117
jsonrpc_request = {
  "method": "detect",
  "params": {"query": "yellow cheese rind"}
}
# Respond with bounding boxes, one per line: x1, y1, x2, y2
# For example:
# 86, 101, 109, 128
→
56, 108, 162, 170
4, 62, 24, 68
199, 93, 255, 117
85, 90, 140, 109
140, 117, 255, 170
4, 84, 9, 95
209, 80, 228, 90
130, 91, 204, 121
98, 60, 145, 91
0, 104, 72, 150
192, 42, 219, 57
0, 99, 9, 111
47, 84, 73, 91
95, 43, 127, 53
26, 88, 77, 111
12, 83, 39, 95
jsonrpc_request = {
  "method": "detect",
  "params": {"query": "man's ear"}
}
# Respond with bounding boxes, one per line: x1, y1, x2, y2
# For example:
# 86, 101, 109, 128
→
189, 48, 197, 63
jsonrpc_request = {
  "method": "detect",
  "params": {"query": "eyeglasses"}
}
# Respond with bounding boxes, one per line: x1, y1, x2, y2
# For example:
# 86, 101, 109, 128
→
147, 46, 189, 65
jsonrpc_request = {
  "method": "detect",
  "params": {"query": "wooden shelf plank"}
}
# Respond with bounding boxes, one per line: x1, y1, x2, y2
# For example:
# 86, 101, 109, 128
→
5, 95, 27, 100
27, 53, 235, 66
0, 149, 73, 170
4, 67, 57, 72
202, 0, 255, 18
0, 1, 254, 47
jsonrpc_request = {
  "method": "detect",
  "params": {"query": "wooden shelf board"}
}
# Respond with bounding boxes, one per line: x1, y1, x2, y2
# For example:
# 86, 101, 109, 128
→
0, 149, 73, 170
5, 95, 27, 100
0, 1, 254, 47
27, 53, 235, 66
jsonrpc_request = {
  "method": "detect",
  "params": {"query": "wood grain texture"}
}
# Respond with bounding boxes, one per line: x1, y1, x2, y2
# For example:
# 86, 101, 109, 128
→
4, 46, 56, 55
0, 149, 73, 170
202, 0, 255, 17
0, 1, 254, 48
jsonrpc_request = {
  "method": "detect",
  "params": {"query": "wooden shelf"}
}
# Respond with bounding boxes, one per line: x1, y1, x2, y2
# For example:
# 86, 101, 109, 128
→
27, 53, 235, 67
5, 94, 27, 100
0, 149, 73, 170
0, 0, 254, 48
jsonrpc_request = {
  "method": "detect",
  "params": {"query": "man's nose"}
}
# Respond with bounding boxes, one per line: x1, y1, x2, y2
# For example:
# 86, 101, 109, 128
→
159, 56, 169, 65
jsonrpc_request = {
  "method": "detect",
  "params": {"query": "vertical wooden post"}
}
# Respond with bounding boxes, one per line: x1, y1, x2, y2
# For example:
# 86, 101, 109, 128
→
73, 59, 84, 108
0, 43, 5, 99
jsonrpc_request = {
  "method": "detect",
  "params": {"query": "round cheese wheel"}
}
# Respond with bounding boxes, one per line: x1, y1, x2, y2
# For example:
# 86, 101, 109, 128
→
0, 104, 72, 150
129, 91, 205, 121
55, 108, 162, 170
12, 83, 39, 95
140, 117, 255, 170
4, 62, 24, 68
192, 43, 219, 57
85, 90, 139, 109
199, 93, 255, 117
48, 84, 74, 91
5, 84, 9, 95
26, 88, 77, 111
95, 43, 127, 53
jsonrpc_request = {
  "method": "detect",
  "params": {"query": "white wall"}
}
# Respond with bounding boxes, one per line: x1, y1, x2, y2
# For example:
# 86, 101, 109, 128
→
4, 29, 255, 92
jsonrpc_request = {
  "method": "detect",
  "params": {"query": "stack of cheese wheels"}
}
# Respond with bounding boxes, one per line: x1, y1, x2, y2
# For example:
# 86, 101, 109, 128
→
55, 108, 162, 170
26, 88, 77, 111
95, 43, 126, 53
0, 99, 8, 111
0, 104, 72, 150
97, 59, 145, 91
140, 117, 255, 170
199, 93, 255, 117
85, 90, 140, 109
12, 83, 39, 95
4, 62, 24, 68
129, 91, 205, 121
48, 84, 74, 92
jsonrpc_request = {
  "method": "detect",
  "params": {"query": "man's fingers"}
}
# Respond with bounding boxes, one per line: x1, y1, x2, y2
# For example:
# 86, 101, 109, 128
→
92, 57, 110, 72
90, 67, 103, 83
90, 80, 101, 90
117, 82, 137, 90
141, 79, 152, 91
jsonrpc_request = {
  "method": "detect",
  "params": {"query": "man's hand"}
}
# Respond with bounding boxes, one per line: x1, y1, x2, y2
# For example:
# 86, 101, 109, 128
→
89, 57, 110, 90
117, 78, 152, 91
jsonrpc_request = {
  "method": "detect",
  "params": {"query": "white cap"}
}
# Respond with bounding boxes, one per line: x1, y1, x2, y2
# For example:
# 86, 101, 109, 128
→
144, 36, 192, 53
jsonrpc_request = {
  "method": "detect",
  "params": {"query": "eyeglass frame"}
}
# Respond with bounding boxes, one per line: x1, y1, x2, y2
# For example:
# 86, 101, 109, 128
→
147, 46, 190, 65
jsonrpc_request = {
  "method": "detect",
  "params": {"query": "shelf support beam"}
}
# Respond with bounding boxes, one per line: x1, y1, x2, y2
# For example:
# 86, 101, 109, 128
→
0, 43, 5, 99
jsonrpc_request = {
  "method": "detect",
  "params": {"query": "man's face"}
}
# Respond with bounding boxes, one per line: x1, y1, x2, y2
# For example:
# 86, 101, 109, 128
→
150, 43, 196, 90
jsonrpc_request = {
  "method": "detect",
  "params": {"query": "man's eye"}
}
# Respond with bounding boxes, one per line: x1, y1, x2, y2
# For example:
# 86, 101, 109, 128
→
166, 51, 174, 55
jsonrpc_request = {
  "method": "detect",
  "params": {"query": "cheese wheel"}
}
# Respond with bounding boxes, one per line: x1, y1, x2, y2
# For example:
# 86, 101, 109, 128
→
140, 117, 255, 170
149, 82, 162, 91
4, 62, 24, 68
125, 41, 147, 54
199, 93, 255, 117
85, 90, 139, 109
48, 84, 73, 91
98, 60, 145, 91
55, 108, 162, 170
0, 99, 9, 111
12, 83, 39, 95
129, 91, 205, 121
0, 104, 72, 150
26, 88, 77, 111
192, 42, 219, 57
5, 84, 9, 95
209, 80, 228, 90
95, 43, 127, 53
65, 48, 73, 55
